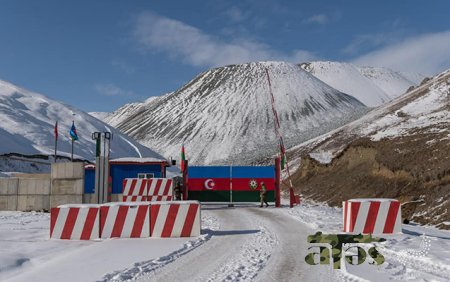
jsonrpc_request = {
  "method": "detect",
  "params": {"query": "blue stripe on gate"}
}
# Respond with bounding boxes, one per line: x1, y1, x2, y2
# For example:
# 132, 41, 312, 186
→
231, 166, 275, 178
188, 166, 231, 179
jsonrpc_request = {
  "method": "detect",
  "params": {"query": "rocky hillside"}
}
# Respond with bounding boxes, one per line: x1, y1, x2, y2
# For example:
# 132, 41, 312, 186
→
289, 69, 450, 228
108, 61, 366, 165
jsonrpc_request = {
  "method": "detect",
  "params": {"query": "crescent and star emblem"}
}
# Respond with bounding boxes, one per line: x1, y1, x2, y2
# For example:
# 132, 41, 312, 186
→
204, 179, 215, 190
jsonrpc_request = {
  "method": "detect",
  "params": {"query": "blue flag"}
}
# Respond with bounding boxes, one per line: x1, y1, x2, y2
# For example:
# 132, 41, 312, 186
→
69, 121, 79, 141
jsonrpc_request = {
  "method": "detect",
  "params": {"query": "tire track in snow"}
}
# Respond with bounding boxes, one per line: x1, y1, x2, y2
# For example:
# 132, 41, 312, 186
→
98, 213, 220, 282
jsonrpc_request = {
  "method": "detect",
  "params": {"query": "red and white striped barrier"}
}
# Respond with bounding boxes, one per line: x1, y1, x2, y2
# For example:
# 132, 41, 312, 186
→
343, 199, 402, 235
121, 179, 148, 202
147, 178, 173, 199
100, 202, 150, 238
50, 204, 100, 240
150, 201, 201, 237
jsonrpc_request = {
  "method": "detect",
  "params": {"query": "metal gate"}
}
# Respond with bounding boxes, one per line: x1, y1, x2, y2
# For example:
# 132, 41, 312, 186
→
187, 166, 277, 203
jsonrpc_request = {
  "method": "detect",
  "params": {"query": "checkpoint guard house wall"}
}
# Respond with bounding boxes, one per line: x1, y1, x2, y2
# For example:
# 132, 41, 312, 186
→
84, 158, 169, 196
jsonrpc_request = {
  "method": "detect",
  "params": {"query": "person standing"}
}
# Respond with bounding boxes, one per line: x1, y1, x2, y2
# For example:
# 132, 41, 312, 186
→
174, 182, 182, 201
260, 182, 269, 207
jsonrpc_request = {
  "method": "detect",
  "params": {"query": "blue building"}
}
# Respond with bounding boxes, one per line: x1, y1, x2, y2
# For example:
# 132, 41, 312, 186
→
84, 158, 170, 195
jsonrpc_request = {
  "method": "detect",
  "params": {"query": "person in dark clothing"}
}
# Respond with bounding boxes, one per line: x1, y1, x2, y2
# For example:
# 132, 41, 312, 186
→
260, 182, 269, 207
174, 182, 182, 200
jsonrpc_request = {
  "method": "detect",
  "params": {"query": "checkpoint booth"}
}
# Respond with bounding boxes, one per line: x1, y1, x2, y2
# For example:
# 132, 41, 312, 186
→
84, 158, 170, 200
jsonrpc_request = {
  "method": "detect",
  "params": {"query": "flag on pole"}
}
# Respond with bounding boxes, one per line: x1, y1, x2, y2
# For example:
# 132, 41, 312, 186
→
69, 121, 79, 141
180, 144, 186, 172
54, 121, 58, 140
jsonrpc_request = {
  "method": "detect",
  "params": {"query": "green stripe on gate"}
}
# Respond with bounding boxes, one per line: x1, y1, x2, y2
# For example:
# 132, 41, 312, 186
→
188, 191, 275, 202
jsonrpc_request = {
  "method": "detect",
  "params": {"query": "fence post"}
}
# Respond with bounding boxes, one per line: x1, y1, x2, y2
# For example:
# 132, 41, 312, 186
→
275, 157, 281, 207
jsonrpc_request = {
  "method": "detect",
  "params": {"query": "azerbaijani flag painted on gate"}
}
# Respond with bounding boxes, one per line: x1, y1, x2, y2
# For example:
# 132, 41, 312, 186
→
187, 166, 275, 202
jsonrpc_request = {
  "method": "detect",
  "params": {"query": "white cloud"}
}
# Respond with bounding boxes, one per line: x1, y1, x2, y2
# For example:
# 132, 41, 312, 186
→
353, 30, 450, 75
303, 14, 328, 25
132, 12, 315, 68
95, 84, 134, 97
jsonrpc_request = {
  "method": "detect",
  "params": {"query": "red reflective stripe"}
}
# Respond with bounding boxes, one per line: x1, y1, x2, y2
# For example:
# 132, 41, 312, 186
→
363, 202, 380, 234
161, 205, 179, 237
138, 180, 147, 195
384, 201, 400, 233
100, 206, 109, 236
81, 208, 98, 240
343, 202, 348, 232
131, 206, 148, 237
50, 208, 60, 237
181, 204, 198, 237
162, 180, 171, 195
150, 205, 160, 236
111, 206, 128, 237
350, 202, 361, 233
61, 208, 79, 239
154, 179, 162, 195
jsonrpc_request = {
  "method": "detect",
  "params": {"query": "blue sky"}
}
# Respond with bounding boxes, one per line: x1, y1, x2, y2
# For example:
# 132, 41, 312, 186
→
0, 0, 449, 112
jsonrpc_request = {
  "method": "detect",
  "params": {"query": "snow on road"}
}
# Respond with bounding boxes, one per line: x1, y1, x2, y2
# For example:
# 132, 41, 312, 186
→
1, 202, 449, 282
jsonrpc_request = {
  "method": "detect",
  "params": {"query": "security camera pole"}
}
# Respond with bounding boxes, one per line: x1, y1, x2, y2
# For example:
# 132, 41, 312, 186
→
92, 131, 112, 204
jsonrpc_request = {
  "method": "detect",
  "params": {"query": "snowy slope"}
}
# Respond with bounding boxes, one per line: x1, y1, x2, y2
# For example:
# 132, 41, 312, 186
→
300, 69, 450, 159
88, 112, 110, 121
0, 79, 165, 161
109, 61, 366, 165
289, 69, 450, 228
301, 61, 422, 106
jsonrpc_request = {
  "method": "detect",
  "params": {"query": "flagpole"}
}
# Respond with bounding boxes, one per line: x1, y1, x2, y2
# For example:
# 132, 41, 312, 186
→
71, 139, 74, 162
54, 137, 58, 163
54, 121, 58, 163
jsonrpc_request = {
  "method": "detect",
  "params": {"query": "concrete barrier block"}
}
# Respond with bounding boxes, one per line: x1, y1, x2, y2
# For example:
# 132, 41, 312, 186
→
0, 195, 18, 210
83, 194, 98, 204
51, 179, 83, 195
0, 178, 19, 195
52, 162, 84, 179
50, 194, 83, 208
18, 179, 51, 195
17, 195, 50, 211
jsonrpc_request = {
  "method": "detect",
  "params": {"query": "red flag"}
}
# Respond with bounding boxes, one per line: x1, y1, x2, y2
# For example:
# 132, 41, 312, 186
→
180, 145, 186, 172
54, 121, 58, 140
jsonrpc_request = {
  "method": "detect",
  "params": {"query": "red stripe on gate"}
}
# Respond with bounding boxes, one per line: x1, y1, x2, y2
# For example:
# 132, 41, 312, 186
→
181, 204, 199, 236
50, 208, 60, 237
112, 206, 129, 237
100, 207, 109, 236
350, 202, 361, 233
61, 208, 79, 239
343, 202, 348, 232
162, 180, 171, 195
131, 206, 148, 237
150, 205, 161, 236
128, 179, 137, 195
154, 179, 162, 195
383, 201, 400, 233
138, 180, 146, 196
81, 208, 98, 240
363, 202, 380, 233
161, 205, 180, 237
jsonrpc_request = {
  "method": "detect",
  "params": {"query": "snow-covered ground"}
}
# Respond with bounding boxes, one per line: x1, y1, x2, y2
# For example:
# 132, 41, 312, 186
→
1, 201, 449, 282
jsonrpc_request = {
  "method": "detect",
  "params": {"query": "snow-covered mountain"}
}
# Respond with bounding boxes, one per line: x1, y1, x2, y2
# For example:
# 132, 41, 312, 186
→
300, 61, 423, 107
290, 69, 450, 228
109, 61, 366, 165
0, 79, 165, 161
